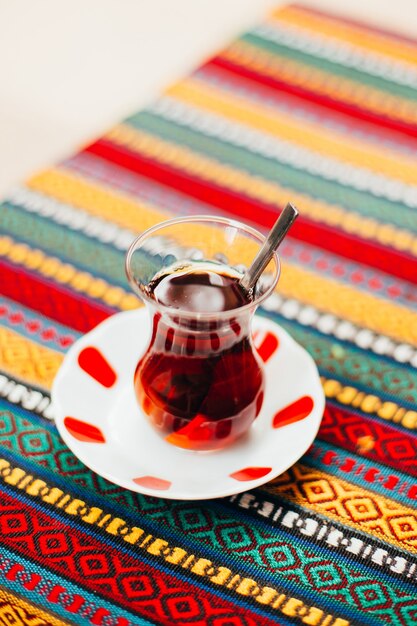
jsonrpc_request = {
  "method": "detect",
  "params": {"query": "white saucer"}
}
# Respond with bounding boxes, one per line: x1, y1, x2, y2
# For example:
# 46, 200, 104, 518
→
52, 309, 325, 500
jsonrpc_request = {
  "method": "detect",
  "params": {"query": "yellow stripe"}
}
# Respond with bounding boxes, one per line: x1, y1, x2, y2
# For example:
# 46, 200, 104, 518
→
322, 377, 417, 431
0, 234, 139, 314
263, 463, 417, 552
222, 40, 417, 126
279, 263, 417, 347
273, 5, 417, 68
25, 169, 273, 271
168, 77, 417, 185
29, 161, 417, 266
0, 457, 349, 626
0, 325, 63, 390
27, 167, 170, 234
0, 586, 69, 626
104, 124, 417, 260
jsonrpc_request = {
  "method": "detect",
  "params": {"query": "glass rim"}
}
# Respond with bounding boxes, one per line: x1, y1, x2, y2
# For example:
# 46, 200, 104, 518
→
125, 215, 281, 320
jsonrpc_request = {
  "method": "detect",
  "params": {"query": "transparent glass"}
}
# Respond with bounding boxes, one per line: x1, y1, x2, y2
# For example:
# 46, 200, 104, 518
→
125, 216, 280, 451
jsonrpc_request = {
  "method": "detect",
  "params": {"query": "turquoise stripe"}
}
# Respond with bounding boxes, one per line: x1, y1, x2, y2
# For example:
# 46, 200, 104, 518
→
1, 202, 126, 285
127, 111, 417, 233
242, 31, 417, 101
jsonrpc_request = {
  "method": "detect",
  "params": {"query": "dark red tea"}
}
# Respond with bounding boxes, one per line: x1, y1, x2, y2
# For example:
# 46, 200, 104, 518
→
134, 264, 264, 450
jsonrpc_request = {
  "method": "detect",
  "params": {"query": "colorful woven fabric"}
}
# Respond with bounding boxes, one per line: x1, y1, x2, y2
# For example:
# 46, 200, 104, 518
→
1, 4, 417, 624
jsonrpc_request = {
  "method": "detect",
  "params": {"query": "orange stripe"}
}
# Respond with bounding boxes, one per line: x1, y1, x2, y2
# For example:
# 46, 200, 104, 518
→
0, 586, 69, 626
273, 5, 417, 67
222, 40, 417, 125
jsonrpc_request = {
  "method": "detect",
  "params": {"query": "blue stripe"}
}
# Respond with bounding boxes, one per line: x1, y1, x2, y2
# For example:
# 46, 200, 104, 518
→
306, 441, 417, 506
0, 294, 80, 352
0, 547, 150, 626
64, 153, 217, 217
0, 397, 55, 431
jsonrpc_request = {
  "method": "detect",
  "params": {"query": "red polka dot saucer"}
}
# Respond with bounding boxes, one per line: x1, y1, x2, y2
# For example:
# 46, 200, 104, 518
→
52, 309, 325, 500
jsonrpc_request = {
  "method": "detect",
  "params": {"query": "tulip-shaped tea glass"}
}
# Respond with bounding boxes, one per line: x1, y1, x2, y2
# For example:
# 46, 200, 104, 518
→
125, 216, 280, 451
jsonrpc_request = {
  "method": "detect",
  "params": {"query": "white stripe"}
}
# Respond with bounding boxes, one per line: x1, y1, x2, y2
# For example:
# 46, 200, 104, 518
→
5, 186, 205, 261
261, 291, 417, 368
196, 71, 417, 158
7, 186, 135, 251
149, 97, 417, 210
232, 492, 417, 579
255, 21, 417, 89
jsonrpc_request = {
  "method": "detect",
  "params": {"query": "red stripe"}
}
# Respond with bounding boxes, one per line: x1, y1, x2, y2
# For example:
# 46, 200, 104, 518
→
0, 490, 276, 626
0, 259, 113, 333
200, 63, 417, 152
290, 219, 417, 285
210, 56, 417, 139
289, 3, 417, 46
319, 402, 417, 478
85, 140, 417, 284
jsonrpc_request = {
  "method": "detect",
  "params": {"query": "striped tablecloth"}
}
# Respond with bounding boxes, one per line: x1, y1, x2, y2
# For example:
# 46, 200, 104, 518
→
1, 4, 417, 625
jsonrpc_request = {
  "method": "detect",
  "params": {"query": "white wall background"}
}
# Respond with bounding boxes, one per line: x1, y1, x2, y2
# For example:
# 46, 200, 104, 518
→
0, 0, 416, 196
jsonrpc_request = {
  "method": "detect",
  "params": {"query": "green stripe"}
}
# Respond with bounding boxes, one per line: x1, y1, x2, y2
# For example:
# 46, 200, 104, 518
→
197, 69, 417, 156
127, 111, 417, 233
241, 32, 417, 102
1, 202, 158, 287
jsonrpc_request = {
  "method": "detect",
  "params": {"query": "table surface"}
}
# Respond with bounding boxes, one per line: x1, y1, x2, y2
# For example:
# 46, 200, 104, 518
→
1, 3, 417, 625
1, 0, 417, 196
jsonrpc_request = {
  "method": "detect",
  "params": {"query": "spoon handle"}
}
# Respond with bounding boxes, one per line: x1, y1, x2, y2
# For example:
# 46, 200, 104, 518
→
240, 203, 298, 292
